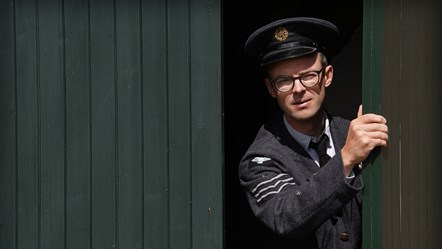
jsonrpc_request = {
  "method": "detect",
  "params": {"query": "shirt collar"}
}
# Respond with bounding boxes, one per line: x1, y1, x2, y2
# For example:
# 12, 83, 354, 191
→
283, 114, 331, 152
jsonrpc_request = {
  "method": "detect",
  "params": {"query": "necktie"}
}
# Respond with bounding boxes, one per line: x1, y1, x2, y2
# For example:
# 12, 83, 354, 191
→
309, 134, 331, 167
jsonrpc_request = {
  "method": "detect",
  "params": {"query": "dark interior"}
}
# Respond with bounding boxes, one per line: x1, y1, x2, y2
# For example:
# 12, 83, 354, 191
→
223, 1, 363, 247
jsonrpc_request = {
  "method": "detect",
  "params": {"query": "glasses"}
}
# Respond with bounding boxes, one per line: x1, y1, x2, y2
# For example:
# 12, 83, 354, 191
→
268, 65, 327, 92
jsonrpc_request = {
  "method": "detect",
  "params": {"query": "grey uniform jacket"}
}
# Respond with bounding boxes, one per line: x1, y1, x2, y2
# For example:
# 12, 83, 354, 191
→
239, 112, 363, 249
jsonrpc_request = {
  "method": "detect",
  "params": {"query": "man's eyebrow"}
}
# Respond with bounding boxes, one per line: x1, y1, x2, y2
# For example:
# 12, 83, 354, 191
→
272, 68, 318, 79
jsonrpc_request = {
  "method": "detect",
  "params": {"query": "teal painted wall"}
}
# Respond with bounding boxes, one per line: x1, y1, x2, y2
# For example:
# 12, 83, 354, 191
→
0, 0, 223, 248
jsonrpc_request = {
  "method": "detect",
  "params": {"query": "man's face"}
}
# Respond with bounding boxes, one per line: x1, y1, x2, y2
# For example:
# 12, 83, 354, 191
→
264, 53, 333, 124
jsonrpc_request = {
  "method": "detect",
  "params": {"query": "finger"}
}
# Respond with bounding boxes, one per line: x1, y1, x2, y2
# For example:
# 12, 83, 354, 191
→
358, 123, 389, 133
358, 113, 387, 124
368, 131, 389, 141
373, 138, 388, 147
357, 104, 363, 117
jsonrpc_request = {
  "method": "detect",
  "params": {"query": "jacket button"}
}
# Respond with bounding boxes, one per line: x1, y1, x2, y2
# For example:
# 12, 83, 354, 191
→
339, 232, 349, 241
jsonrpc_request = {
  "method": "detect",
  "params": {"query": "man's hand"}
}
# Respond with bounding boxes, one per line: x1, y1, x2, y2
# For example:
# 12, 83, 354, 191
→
341, 105, 389, 175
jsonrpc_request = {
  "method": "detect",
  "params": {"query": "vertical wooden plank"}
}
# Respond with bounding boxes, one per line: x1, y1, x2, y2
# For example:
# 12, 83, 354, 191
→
189, 0, 223, 249
64, 0, 91, 248
38, 0, 66, 247
426, 3, 442, 248
15, 0, 41, 248
380, 1, 401, 248
115, 0, 143, 248
427, 3, 442, 248
141, 0, 169, 248
398, 3, 416, 248
401, 4, 418, 249
0, 1, 17, 249
412, 8, 428, 247
362, 0, 383, 248
362, 4, 373, 248
402, 2, 442, 249
89, 0, 117, 247
167, 0, 192, 248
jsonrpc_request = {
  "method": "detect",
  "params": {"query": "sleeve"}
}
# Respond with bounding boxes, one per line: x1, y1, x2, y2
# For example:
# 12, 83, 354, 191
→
239, 150, 363, 239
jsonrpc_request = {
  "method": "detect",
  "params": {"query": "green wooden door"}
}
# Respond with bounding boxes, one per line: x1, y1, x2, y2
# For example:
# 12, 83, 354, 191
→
0, 0, 223, 249
362, 0, 442, 248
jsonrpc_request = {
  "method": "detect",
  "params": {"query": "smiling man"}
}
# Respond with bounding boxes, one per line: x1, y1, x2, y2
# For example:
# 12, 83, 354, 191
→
238, 17, 389, 249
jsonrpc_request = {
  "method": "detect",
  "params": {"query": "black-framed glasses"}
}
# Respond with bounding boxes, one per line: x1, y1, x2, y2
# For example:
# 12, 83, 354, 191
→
268, 65, 327, 92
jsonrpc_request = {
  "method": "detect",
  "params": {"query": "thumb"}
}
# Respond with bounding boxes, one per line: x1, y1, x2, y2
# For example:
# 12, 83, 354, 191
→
357, 104, 363, 117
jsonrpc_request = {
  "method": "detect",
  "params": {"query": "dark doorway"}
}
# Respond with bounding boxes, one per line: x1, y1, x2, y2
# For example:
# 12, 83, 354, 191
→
223, 1, 363, 248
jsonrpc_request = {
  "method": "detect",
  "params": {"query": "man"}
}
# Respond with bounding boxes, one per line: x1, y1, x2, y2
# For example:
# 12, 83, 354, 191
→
238, 17, 389, 248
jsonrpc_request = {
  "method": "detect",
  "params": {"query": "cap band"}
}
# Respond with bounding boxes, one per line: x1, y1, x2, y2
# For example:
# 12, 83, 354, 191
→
261, 41, 320, 65
262, 41, 318, 56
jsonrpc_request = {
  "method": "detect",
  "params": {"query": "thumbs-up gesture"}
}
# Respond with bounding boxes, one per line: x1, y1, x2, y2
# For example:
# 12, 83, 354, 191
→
341, 105, 389, 175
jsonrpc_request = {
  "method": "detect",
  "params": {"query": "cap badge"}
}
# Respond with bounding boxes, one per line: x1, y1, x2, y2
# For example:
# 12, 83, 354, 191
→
274, 27, 289, 42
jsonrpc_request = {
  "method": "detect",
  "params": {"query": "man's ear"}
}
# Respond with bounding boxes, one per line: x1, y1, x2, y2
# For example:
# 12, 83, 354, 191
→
324, 65, 333, 87
265, 79, 277, 97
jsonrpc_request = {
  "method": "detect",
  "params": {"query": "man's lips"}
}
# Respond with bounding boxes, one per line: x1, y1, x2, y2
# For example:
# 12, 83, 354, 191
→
293, 98, 311, 105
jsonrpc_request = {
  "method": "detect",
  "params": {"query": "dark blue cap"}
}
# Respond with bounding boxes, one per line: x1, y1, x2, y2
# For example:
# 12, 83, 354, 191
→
245, 17, 340, 66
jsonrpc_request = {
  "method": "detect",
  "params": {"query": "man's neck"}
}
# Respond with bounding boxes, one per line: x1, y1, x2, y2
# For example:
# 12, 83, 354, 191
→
284, 111, 326, 137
